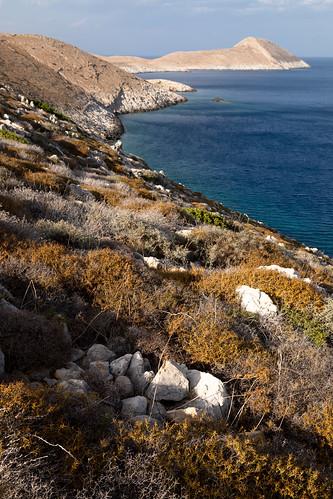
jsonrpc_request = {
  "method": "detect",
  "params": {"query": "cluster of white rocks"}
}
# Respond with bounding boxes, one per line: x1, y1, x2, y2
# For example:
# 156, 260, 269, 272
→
11, 345, 229, 426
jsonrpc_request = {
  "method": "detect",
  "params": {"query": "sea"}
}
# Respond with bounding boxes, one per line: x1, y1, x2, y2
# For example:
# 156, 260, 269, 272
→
122, 59, 333, 256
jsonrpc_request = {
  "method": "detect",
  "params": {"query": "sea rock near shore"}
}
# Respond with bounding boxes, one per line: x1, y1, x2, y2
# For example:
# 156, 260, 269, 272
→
148, 79, 195, 93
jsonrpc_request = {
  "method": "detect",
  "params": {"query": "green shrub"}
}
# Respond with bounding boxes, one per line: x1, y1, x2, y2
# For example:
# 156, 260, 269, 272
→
184, 207, 235, 230
34, 101, 70, 122
284, 307, 329, 347
0, 129, 28, 144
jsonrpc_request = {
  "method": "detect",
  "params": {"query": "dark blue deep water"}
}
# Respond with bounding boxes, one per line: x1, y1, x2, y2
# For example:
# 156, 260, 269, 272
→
122, 60, 333, 256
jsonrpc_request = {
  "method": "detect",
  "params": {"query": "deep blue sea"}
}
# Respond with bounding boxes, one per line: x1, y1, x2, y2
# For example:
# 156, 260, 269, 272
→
122, 59, 333, 256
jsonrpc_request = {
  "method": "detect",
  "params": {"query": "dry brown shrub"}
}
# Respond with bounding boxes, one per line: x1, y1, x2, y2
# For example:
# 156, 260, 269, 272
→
199, 266, 324, 311
82, 248, 150, 323
123, 421, 333, 499
52, 135, 90, 157
302, 402, 333, 450
84, 185, 125, 206
0, 153, 46, 176
24, 170, 70, 193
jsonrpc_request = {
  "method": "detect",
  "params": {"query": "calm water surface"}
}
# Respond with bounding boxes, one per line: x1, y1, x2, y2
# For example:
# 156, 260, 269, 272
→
122, 60, 333, 255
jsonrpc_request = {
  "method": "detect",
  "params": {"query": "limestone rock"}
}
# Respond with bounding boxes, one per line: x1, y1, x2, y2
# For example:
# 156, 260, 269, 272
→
70, 348, 85, 362
54, 363, 83, 381
143, 256, 162, 270
148, 400, 167, 422
183, 370, 229, 419
58, 379, 90, 394
88, 361, 112, 381
115, 376, 135, 399
146, 360, 189, 402
121, 395, 148, 419
236, 285, 278, 317
167, 407, 200, 423
127, 351, 150, 393
86, 344, 116, 363
0, 349, 5, 375
110, 354, 132, 377
259, 265, 300, 280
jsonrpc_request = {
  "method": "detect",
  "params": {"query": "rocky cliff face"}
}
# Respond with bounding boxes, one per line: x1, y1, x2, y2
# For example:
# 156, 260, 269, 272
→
102, 37, 310, 73
0, 34, 186, 137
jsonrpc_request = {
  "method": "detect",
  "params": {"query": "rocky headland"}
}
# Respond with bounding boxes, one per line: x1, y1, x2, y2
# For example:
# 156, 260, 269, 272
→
0, 35, 332, 499
0, 34, 187, 139
101, 37, 310, 73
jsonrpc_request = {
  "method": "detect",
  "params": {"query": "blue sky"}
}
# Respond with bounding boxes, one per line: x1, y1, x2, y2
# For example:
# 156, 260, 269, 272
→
0, 0, 332, 57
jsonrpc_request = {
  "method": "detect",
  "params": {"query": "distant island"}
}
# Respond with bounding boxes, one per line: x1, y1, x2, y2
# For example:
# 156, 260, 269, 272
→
100, 37, 309, 73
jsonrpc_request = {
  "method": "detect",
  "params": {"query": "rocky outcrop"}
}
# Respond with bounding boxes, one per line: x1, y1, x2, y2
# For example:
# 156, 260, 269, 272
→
0, 34, 187, 139
237, 285, 278, 317
148, 79, 195, 93
102, 37, 310, 73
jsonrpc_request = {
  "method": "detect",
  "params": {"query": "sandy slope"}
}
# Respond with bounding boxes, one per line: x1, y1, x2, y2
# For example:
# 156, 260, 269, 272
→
102, 37, 310, 73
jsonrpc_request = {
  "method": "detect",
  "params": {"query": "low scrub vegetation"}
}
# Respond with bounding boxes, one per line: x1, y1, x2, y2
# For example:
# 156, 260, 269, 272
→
0, 129, 28, 144
0, 88, 333, 497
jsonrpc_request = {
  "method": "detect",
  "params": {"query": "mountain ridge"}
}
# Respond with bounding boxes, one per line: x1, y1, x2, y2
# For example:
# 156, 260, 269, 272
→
101, 37, 310, 73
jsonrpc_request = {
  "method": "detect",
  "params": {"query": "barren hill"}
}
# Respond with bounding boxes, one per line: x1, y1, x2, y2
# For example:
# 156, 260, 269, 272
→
102, 37, 309, 73
0, 34, 186, 136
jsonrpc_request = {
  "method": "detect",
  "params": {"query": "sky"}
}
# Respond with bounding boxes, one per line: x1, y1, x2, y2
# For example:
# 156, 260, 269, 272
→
0, 0, 332, 57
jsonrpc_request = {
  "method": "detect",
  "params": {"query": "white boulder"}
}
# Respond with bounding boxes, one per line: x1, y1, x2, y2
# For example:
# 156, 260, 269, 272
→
110, 354, 132, 377
143, 256, 162, 270
115, 376, 135, 399
183, 370, 229, 420
259, 265, 300, 280
127, 351, 152, 394
88, 361, 112, 381
167, 407, 200, 423
57, 379, 90, 395
237, 285, 278, 317
121, 396, 148, 419
54, 363, 84, 381
145, 360, 189, 402
86, 344, 116, 363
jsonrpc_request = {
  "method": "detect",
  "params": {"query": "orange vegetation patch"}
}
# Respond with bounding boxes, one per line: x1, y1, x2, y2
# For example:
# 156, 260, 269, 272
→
198, 266, 324, 311
24, 170, 70, 192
